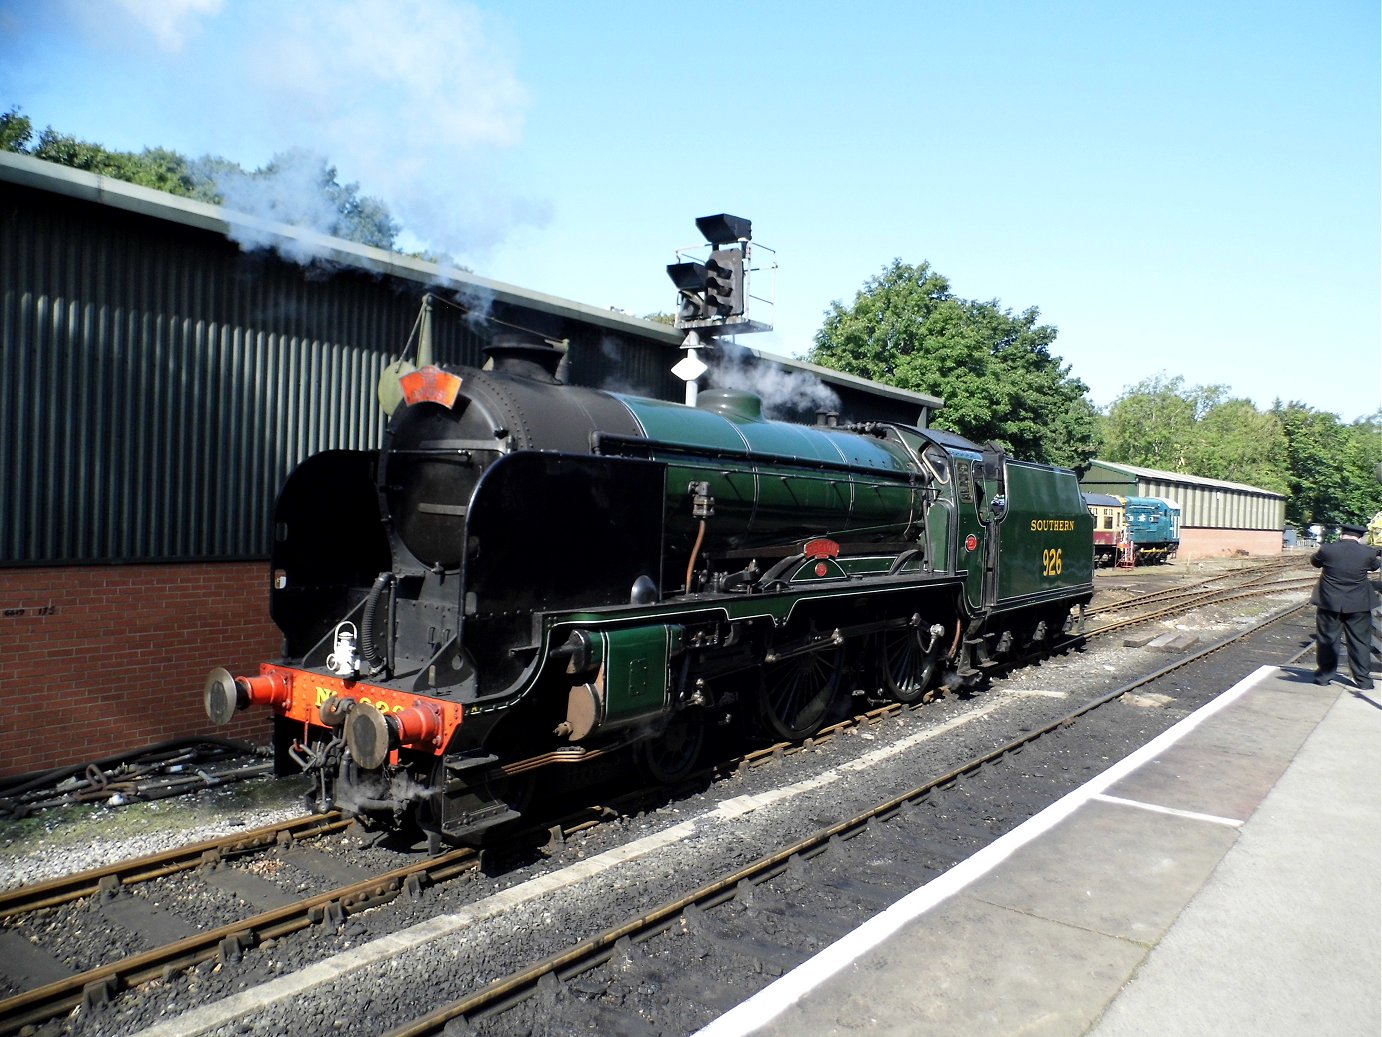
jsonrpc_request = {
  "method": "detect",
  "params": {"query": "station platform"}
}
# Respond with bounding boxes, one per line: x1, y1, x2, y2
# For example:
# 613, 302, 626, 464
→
695, 663, 1382, 1037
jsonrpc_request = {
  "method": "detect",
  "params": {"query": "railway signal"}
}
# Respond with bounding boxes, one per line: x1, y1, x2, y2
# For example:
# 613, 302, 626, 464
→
705, 248, 745, 317
694, 213, 752, 246
666, 260, 709, 322
666, 213, 769, 334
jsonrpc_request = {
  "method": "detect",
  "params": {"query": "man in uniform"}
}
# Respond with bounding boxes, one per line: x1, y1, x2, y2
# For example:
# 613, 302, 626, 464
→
1311, 522, 1381, 691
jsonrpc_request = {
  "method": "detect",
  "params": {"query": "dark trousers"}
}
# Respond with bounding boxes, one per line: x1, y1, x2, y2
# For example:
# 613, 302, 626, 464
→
1315, 608, 1374, 682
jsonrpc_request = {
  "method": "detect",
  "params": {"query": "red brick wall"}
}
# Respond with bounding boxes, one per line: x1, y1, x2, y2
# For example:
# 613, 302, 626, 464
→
1178, 528, 1283, 560
0, 563, 281, 779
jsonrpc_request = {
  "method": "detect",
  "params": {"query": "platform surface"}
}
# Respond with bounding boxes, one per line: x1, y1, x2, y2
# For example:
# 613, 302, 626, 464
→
695, 664, 1382, 1037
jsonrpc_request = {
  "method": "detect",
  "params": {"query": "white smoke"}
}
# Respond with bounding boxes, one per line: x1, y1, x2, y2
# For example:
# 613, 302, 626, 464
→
214, 150, 353, 262
333, 761, 432, 815
112, 0, 224, 52
447, 280, 497, 332
707, 343, 841, 421
595, 336, 645, 395
52, 0, 548, 265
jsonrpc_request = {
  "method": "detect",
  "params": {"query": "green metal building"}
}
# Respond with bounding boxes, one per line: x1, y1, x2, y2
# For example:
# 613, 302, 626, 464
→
1080, 460, 1285, 558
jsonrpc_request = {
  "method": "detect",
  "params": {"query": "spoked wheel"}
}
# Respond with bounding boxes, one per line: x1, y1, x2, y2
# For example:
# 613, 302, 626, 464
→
880, 625, 938, 705
758, 643, 845, 740
634, 709, 706, 784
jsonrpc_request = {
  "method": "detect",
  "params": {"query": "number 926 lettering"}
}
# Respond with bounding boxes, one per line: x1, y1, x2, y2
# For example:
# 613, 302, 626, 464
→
1041, 547, 1064, 577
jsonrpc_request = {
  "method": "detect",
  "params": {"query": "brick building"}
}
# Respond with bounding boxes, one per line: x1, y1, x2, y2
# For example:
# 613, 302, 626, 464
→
1080, 460, 1285, 559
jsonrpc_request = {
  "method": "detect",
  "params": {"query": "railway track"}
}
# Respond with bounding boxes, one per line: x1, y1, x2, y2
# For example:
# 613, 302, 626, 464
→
0, 570, 1314, 1035
383, 601, 1317, 1037
8, 561, 1309, 910
0, 792, 667, 1035
0, 814, 351, 919
1085, 556, 1311, 620
1082, 577, 1315, 638
0, 823, 505, 1033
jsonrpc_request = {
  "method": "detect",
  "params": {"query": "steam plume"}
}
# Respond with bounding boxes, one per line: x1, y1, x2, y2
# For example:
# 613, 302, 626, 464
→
708, 342, 841, 421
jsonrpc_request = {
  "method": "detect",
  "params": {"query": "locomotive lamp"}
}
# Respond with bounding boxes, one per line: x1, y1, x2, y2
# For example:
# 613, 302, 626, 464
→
326, 621, 361, 677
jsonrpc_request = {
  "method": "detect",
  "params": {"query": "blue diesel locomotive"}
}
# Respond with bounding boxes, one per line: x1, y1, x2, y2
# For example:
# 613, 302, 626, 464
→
1082, 493, 1180, 566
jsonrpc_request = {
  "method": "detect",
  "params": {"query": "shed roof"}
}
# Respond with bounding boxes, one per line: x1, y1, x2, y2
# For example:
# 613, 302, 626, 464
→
1081, 492, 1123, 507
0, 151, 943, 412
1087, 459, 1283, 499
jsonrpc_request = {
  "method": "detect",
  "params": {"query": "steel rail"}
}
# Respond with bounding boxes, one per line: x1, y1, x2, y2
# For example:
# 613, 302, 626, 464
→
727, 577, 1314, 774
0, 843, 482, 1036
1083, 579, 1313, 639
1086, 558, 1310, 617
1, 573, 1307, 919
0, 813, 350, 919
383, 602, 1313, 1037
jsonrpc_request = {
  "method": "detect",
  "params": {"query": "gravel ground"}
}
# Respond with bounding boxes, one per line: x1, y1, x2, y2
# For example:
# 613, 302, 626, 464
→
0, 778, 305, 893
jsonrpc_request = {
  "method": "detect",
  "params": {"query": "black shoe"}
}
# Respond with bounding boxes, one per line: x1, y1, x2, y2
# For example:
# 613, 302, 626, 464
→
1353, 678, 1375, 691
1312, 674, 1332, 686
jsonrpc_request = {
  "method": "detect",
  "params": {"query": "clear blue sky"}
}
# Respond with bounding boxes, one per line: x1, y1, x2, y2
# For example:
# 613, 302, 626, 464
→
3, 0, 1378, 420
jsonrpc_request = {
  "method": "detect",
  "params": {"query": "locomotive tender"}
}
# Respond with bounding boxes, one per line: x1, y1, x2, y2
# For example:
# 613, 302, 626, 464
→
205, 340, 1094, 847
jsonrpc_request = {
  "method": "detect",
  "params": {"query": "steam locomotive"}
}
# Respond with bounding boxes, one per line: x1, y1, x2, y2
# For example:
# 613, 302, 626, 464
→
204, 340, 1094, 847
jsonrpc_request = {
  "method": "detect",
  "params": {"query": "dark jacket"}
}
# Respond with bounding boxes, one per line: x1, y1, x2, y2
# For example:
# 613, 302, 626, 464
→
1310, 538, 1381, 613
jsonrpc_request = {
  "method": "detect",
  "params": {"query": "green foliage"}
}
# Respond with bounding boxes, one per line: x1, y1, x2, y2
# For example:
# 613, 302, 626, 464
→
1193, 399, 1290, 491
1102, 374, 1289, 493
1272, 403, 1382, 527
220, 149, 399, 250
1340, 414, 1382, 522
0, 106, 34, 151
2, 105, 399, 251
643, 311, 677, 325
185, 155, 242, 203
1100, 375, 1200, 470
5, 109, 206, 197
808, 259, 1100, 469
1102, 376, 1381, 527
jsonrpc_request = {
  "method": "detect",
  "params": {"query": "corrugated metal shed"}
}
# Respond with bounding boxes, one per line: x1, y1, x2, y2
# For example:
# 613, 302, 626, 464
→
1081, 460, 1285, 531
1, 152, 942, 566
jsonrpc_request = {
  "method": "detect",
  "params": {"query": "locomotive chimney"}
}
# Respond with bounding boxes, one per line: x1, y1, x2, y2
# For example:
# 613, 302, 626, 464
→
483, 333, 566, 382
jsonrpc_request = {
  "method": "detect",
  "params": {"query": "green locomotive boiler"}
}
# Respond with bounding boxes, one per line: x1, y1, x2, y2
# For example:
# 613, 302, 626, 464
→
204, 340, 1093, 847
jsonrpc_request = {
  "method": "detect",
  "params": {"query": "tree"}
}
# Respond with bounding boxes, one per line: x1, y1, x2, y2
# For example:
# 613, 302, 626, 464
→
30, 128, 203, 196
2, 106, 399, 251
1340, 414, 1382, 522
211, 149, 399, 250
808, 259, 1099, 469
0, 106, 33, 152
1188, 398, 1289, 492
1273, 403, 1382, 527
1273, 403, 1351, 527
1101, 375, 1198, 471
1106, 383, 1379, 527
1103, 375, 1289, 492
